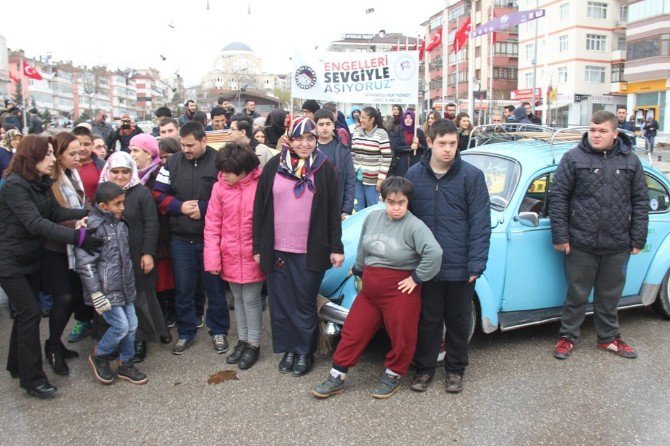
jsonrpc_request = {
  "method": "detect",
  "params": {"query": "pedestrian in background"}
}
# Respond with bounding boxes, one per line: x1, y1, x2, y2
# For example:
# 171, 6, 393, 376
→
390, 109, 427, 177
27, 108, 44, 134
642, 115, 659, 153
112, 114, 143, 153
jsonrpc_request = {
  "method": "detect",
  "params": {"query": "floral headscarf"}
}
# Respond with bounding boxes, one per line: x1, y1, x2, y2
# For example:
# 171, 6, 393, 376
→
99, 151, 141, 190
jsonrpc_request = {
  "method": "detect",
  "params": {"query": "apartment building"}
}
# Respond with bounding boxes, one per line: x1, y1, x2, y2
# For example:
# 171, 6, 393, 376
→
518, 0, 627, 126
423, 0, 519, 115
623, 0, 670, 132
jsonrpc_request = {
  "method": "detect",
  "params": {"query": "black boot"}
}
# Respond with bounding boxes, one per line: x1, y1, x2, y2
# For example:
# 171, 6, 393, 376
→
59, 340, 79, 359
278, 352, 295, 374
291, 355, 314, 377
117, 361, 148, 384
133, 340, 147, 363
226, 340, 247, 364
88, 353, 115, 384
45, 339, 69, 376
238, 345, 260, 370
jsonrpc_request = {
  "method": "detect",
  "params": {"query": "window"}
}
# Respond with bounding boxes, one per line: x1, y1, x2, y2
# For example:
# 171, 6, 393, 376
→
585, 65, 606, 83
560, 3, 569, 21
586, 34, 607, 51
493, 67, 518, 79
611, 64, 624, 82
524, 72, 533, 88
626, 36, 670, 60
521, 173, 552, 218
476, 47, 481, 57
620, 5, 628, 22
587, 2, 607, 19
647, 175, 670, 213
525, 43, 534, 61
557, 67, 568, 83
559, 35, 568, 52
495, 42, 519, 55
618, 36, 626, 51
458, 153, 521, 210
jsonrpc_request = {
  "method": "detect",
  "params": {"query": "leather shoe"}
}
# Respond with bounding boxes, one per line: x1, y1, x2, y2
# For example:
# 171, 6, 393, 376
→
278, 352, 295, 374
160, 334, 173, 344
410, 372, 434, 392
27, 383, 58, 399
291, 355, 314, 377
446, 372, 464, 393
238, 345, 260, 370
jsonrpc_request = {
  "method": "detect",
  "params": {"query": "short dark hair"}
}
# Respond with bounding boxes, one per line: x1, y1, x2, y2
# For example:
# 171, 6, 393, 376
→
184, 99, 195, 107
4, 135, 52, 181
616, 105, 627, 111
322, 102, 338, 113
193, 111, 208, 127
217, 97, 226, 105
504, 105, 515, 113
429, 118, 459, 141
446, 103, 456, 108
244, 100, 254, 106
95, 181, 125, 205
210, 106, 226, 119
361, 106, 381, 127
313, 108, 335, 123
380, 176, 414, 201
521, 101, 531, 107
234, 118, 253, 138
214, 142, 260, 175
591, 110, 618, 130
179, 121, 206, 140
72, 126, 93, 141
155, 106, 172, 118
159, 117, 179, 129
159, 137, 181, 155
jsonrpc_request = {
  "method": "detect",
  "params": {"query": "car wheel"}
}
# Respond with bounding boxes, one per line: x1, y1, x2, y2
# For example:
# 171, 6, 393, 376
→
652, 270, 670, 320
437, 299, 478, 364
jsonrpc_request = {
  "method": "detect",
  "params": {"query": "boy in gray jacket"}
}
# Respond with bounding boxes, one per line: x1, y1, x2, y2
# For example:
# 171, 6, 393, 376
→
75, 182, 147, 385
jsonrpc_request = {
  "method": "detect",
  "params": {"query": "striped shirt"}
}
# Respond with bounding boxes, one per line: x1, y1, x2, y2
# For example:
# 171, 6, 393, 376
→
351, 126, 391, 186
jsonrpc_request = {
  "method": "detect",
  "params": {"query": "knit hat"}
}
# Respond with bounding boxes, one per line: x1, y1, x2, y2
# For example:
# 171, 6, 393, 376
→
287, 116, 317, 140
129, 134, 159, 159
301, 99, 320, 113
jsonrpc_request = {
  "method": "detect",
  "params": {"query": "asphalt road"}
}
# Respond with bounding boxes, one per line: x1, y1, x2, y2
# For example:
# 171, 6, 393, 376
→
0, 304, 669, 445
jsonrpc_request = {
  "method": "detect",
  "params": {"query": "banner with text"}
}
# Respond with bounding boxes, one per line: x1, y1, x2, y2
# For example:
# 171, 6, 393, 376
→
292, 51, 419, 105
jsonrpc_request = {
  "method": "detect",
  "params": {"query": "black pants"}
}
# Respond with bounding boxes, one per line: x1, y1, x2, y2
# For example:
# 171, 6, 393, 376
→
559, 248, 630, 343
1, 272, 49, 389
414, 280, 474, 376
71, 288, 94, 323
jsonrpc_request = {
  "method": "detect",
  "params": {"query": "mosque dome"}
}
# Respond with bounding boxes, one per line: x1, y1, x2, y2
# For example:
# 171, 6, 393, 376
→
222, 42, 253, 53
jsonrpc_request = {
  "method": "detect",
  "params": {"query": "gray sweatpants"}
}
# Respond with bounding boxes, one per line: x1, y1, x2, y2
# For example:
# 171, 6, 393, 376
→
229, 282, 264, 346
559, 247, 630, 344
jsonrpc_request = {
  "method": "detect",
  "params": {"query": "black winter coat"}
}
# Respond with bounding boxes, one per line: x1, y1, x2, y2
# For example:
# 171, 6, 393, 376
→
0, 173, 86, 276
549, 133, 648, 254
252, 154, 344, 274
390, 128, 427, 177
405, 152, 491, 281
75, 206, 136, 306
123, 184, 159, 291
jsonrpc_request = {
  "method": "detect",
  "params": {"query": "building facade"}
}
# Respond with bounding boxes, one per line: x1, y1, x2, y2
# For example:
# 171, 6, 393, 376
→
517, 0, 628, 126
623, 0, 670, 132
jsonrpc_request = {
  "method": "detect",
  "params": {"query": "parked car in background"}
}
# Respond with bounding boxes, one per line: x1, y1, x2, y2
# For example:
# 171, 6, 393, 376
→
318, 126, 670, 357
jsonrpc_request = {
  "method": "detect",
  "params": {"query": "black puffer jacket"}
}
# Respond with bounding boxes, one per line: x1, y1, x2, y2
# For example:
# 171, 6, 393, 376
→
122, 184, 159, 291
550, 133, 649, 254
0, 173, 86, 276
75, 206, 136, 306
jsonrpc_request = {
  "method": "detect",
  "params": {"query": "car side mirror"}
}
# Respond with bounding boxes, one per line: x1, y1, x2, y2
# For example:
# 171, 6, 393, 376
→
515, 212, 539, 227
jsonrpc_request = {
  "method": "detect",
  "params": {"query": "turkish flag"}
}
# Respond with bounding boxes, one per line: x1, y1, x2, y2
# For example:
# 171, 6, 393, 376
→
419, 40, 425, 61
23, 61, 43, 80
425, 28, 443, 52
9, 72, 19, 83
453, 18, 472, 52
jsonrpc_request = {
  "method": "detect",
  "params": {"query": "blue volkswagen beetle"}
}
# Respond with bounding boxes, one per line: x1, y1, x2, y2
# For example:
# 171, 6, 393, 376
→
318, 126, 670, 352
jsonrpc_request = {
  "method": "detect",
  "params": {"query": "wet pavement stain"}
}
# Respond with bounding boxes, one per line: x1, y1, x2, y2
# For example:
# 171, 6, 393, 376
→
207, 370, 239, 384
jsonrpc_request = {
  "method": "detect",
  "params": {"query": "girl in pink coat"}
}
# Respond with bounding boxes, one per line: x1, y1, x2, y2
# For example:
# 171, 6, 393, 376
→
204, 143, 265, 370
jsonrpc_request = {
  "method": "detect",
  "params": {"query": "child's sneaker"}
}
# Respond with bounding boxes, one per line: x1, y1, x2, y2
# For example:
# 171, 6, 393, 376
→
88, 354, 115, 385
68, 321, 92, 343
597, 337, 638, 358
312, 374, 345, 399
371, 372, 401, 399
553, 337, 574, 359
117, 361, 148, 384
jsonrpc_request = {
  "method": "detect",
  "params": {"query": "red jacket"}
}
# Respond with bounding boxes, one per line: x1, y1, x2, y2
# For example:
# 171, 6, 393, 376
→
204, 167, 265, 284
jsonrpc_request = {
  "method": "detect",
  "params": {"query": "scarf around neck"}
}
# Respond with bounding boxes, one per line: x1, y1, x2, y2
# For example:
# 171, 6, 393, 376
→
277, 145, 327, 198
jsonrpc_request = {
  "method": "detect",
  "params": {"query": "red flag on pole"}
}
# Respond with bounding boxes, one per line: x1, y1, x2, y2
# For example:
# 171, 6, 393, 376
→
23, 61, 43, 80
425, 28, 443, 52
9, 72, 19, 83
419, 40, 425, 61
453, 17, 472, 52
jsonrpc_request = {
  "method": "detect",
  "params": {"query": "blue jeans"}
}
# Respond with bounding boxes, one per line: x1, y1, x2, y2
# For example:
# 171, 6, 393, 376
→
647, 136, 655, 152
97, 303, 138, 363
171, 238, 230, 340
354, 180, 379, 212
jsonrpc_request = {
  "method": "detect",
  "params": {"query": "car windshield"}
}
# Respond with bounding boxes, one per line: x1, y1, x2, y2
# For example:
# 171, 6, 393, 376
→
461, 153, 521, 210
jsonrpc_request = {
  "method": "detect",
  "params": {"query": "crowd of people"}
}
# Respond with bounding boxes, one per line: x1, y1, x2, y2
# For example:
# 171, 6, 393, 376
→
0, 96, 651, 401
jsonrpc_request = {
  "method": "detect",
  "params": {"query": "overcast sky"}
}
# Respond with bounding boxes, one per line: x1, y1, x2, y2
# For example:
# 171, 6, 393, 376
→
2, 0, 444, 86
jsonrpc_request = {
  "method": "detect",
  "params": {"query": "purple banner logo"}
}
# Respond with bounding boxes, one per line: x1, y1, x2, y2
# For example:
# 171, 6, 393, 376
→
472, 9, 545, 38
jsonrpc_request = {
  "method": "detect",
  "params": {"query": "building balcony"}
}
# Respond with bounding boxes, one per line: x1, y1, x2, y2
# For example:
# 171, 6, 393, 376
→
610, 81, 628, 94
611, 50, 626, 62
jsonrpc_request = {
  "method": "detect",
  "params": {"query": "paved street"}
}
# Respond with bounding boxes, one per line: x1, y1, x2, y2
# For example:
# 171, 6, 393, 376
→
1, 304, 669, 445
